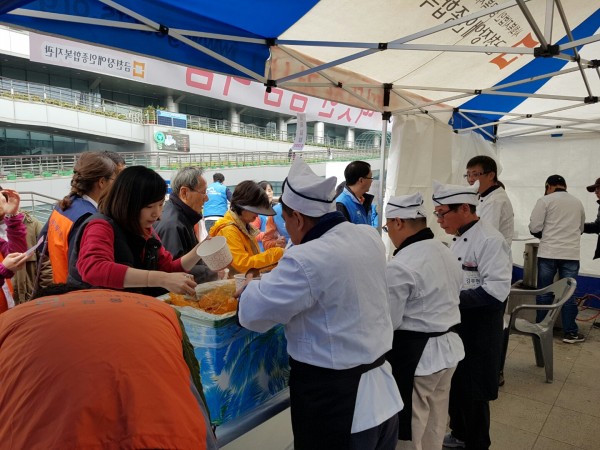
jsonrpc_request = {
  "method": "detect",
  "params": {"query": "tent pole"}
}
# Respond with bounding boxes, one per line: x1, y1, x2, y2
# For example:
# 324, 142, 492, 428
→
377, 113, 390, 234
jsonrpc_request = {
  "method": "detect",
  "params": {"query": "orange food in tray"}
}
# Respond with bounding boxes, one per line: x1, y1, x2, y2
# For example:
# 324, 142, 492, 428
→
166, 283, 238, 315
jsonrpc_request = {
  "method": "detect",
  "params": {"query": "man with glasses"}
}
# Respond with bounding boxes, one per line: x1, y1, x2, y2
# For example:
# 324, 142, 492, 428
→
465, 156, 514, 248
155, 166, 218, 284
383, 193, 464, 450
584, 177, 600, 329
336, 160, 377, 226
465, 155, 514, 387
529, 175, 585, 343
433, 181, 511, 450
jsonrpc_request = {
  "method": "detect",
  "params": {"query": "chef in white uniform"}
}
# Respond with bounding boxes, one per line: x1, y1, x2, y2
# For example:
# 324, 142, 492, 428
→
465, 155, 514, 248
238, 158, 402, 450
465, 155, 515, 387
383, 193, 464, 450
432, 181, 511, 450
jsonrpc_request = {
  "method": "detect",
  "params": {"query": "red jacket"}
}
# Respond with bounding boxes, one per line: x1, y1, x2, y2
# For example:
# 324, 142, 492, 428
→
76, 219, 183, 289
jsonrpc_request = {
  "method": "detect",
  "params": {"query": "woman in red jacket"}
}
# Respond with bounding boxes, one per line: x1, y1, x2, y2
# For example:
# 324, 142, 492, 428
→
0, 189, 28, 312
69, 166, 202, 297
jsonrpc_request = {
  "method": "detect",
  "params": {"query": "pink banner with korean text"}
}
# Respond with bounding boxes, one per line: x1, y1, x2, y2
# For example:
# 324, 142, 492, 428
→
29, 33, 381, 130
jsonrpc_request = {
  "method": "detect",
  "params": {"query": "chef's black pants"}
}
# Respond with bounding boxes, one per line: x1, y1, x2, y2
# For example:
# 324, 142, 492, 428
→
448, 393, 490, 450
349, 413, 399, 450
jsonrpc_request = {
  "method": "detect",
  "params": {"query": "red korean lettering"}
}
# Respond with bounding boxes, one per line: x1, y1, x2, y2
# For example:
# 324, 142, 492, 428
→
185, 68, 214, 91
318, 100, 338, 118
489, 32, 538, 69
264, 88, 284, 107
337, 107, 353, 122
289, 94, 308, 112
223, 76, 251, 96
355, 109, 376, 124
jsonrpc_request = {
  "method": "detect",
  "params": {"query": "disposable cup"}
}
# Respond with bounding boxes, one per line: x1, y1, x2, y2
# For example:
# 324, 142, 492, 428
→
196, 236, 233, 271
234, 273, 261, 291
234, 274, 247, 291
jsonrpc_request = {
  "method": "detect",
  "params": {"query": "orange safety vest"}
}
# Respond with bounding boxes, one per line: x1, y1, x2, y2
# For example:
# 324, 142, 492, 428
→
46, 199, 97, 284
0, 252, 14, 314
46, 209, 74, 284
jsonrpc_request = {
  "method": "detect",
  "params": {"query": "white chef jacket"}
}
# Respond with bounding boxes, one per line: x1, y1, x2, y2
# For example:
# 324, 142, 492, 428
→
239, 222, 402, 433
450, 220, 512, 303
477, 187, 514, 247
387, 238, 465, 376
529, 191, 585, 260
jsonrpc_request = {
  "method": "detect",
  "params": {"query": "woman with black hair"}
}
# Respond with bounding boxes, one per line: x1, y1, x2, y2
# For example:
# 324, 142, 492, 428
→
209, 180, 284, 274
68, 166, 201, 297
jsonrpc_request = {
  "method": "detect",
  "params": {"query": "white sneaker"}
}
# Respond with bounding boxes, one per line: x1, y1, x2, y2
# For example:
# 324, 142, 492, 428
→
443, 432, 466, 448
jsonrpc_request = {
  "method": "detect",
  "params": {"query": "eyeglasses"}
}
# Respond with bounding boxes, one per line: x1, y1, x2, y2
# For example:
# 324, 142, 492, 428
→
382, 219, 395, 233
463, 170, 490, 179
363, 176, 374, 180
433, 209, 454, 219
187, 186, 206, 195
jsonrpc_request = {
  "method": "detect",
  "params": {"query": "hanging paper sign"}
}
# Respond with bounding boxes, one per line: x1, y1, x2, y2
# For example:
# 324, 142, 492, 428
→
291, 113, 307, 151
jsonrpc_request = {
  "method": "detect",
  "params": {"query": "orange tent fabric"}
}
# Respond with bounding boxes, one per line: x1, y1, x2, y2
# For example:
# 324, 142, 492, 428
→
0, 289, 212, 449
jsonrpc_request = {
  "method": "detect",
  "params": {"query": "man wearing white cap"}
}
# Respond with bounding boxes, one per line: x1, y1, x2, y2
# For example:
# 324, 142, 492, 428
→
432, 181, 511, 450
238, 158, 402, 450
464, 155, 514, 247
383, 193, 464, 450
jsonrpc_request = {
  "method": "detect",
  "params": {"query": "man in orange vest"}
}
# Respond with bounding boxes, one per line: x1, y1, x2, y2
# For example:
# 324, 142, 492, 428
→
0, 188, 28, 312
0, 288, 217, 449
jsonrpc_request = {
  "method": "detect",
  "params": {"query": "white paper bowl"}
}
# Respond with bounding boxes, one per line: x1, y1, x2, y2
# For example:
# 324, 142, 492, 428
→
196, 236, 233, 271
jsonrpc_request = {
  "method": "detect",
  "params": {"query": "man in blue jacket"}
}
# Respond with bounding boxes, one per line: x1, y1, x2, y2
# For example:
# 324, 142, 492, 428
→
336, 161, 376, 227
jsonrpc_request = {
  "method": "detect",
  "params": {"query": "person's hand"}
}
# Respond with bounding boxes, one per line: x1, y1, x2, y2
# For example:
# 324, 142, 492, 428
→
2, 252, 28, 272
0, 189, 20, 216
163, 272, 197, 296
274, 236, 286, 248
217, 268, 229, 280
233, 270, 258, 299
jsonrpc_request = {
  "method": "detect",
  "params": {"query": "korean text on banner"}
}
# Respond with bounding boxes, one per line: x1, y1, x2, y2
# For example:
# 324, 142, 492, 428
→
291, 113, 307, 151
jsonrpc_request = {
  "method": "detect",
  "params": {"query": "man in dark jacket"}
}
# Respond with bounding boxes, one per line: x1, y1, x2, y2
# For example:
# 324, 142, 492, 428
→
155, 166, 218, 284
584, 177, 600, 329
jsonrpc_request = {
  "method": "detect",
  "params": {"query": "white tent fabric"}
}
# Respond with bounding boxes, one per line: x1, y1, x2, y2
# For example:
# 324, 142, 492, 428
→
270, 0, 600, 139
384, 116, 494, 247
497, 133, 600, 275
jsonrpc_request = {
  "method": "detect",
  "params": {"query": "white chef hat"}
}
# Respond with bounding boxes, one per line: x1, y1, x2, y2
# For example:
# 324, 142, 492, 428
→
432, 180, 479, 206
281, 158, 338, 217
385, 193, 427, 219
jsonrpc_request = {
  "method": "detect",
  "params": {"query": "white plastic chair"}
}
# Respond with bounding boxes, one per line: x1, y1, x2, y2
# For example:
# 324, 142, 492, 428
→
505, 277, 577, 383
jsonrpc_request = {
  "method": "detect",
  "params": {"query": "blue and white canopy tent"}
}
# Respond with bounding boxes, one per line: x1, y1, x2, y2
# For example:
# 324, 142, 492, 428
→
2, 0, 600, 293
1, 0, 598, 138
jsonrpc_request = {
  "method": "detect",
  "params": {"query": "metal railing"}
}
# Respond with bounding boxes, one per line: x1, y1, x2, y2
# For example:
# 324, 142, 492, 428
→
0, 149, 380, 180
1, 76, 386, 150
18, 191, 60, 223
0, 77, 143, 123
